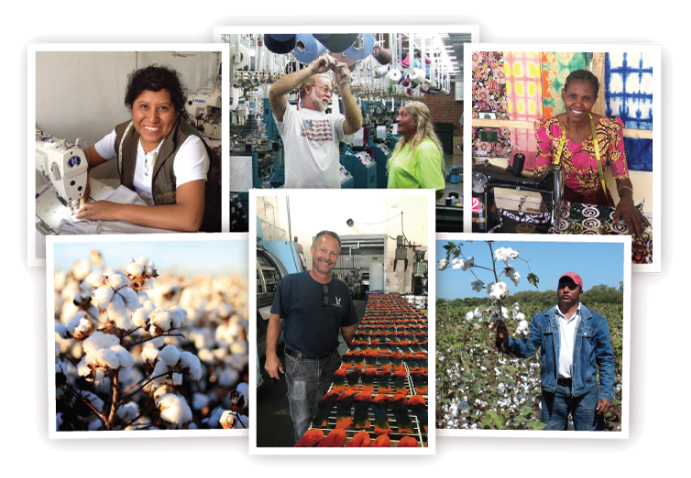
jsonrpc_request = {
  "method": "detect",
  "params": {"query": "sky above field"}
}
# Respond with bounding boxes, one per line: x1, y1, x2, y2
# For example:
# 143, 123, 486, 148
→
435, 239, 625, 300
53, 238, 248, 277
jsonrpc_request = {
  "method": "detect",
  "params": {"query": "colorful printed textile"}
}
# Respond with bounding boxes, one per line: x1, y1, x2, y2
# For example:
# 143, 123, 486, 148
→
534, 116, 629, 206
605, 52, 653, 130
541, 52, 588, 119
549, 201, 653, 264
605, 52, 654, 172
471, 51, 510, 156
504, 51, 543, 170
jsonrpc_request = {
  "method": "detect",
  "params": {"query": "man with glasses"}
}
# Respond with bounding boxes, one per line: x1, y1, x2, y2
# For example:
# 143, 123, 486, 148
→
265, 230, 358, 443
268, 54, 363, 188
495, 272, 615, 431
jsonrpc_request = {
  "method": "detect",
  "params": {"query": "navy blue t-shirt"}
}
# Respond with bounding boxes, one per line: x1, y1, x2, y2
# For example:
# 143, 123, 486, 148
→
271, 271, 358, 357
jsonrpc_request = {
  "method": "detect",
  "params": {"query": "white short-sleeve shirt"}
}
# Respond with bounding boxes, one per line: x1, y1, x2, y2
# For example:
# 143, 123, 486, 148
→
274, 104, 347, 189
94, 128, 209, 206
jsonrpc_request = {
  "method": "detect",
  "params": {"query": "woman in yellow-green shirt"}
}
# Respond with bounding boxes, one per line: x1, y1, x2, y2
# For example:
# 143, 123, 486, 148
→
387, 101, 445, 198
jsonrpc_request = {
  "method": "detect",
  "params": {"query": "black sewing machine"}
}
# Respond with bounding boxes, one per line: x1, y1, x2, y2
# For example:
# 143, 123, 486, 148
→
471, 158, 564, 233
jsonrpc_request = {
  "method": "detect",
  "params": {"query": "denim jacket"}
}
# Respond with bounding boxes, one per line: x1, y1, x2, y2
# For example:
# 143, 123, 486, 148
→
506, 304, 615, 403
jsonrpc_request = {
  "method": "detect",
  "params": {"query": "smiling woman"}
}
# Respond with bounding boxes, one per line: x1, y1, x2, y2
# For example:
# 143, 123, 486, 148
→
76, 65, 219, 232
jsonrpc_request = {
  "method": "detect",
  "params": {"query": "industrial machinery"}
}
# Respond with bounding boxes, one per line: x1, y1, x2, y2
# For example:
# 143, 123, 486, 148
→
185, 89, 222, 140
340, 144, 376, 188
256, 218, 308, 359
412, 249, 428, 296
472, 159, 564, 233
35, 130, 88, 231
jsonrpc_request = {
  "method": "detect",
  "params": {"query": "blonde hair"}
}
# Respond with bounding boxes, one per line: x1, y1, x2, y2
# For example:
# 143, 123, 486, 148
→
391, 101, 443, 158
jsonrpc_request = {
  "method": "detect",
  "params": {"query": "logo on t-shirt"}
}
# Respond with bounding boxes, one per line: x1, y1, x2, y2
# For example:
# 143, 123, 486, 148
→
301, 119, 333, 143
333, 296, 342, 308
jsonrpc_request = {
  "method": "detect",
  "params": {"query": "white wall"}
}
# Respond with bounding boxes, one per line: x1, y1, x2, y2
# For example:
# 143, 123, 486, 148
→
257, 194, 430, 294
36, 51, 220, 146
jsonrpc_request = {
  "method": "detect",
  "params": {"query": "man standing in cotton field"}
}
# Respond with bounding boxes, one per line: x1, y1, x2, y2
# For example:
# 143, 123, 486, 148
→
268, 55, 362, 188
495, 272, 615, 431
265, 230, 358, 442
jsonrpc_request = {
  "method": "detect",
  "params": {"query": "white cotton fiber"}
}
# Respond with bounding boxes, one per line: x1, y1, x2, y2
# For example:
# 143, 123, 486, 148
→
93, 286, 114, 309
192, 393, 210, 410
158, 394, 192, 428
107, 294, 132, 330
158, 345, 180, 367
179, 352, 202, 380
107, 274, 131, 290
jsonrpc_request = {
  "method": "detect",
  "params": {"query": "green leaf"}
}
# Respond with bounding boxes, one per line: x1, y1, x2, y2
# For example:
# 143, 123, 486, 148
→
527, 273, 539, 289
515, 416, 527, 423
486, 410, 499, 420
528, 420, 547, 430
481, 415, 494, 428
519, 406, 533, 416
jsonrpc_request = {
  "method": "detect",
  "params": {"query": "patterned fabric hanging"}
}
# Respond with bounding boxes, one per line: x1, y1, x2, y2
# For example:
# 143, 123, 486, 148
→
605, 52, 654, 171
471, 51, 511, 157
541, 52, 588, 118
504, 51, 543, 170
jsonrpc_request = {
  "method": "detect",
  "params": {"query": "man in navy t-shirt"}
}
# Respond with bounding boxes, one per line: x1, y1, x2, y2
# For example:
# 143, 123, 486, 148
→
265, 230, 358, 443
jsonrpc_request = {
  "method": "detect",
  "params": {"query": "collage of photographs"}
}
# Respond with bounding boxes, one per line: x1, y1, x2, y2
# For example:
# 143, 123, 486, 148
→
30, 27, 658, 453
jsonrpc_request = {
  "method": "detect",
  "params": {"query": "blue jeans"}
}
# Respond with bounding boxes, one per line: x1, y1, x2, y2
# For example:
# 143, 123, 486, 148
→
284, 348, 341, 443
541, 383, 605, 431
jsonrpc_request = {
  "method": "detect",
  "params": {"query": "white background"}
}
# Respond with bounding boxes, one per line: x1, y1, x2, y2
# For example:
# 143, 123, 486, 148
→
5, 1, 683, 475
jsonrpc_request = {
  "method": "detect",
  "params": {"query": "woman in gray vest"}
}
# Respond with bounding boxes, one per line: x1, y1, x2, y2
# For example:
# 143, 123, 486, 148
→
75, 65, 219, 232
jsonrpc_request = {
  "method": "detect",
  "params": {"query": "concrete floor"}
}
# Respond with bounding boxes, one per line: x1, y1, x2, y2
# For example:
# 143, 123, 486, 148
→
256, 299, 367, 447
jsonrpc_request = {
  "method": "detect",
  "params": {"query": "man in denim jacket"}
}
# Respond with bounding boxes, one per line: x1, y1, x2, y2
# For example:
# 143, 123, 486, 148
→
496, 272, 615, 431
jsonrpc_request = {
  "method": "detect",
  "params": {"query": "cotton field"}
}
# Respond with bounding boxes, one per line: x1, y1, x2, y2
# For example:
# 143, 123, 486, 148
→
54, 251, 249, 432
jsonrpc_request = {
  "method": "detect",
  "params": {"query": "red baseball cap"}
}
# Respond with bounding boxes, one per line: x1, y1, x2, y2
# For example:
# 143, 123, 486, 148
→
559, 272, 583, 288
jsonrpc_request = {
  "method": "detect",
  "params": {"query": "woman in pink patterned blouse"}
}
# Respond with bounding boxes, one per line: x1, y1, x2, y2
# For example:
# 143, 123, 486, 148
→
533, 70, 649, 237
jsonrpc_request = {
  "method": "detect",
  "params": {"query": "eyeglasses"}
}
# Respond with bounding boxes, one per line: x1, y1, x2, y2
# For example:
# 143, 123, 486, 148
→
322, 284, 329, 307
313, 84, 333, 95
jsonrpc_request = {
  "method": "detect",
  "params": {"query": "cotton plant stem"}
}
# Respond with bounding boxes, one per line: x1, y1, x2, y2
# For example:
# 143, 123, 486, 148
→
488, 242, 499, 282
59, 383, 108, 424
106, 369, 120, 429
119, 370, 172, 400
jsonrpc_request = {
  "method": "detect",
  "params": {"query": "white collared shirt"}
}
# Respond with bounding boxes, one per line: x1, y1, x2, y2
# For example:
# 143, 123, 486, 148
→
555, 303, 582, 379
94, 129, 210, 206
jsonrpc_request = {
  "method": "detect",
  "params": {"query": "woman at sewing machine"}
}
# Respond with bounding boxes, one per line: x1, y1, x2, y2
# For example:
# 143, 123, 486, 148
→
533, 69, 649, 237
76, 65, 216, 232
387, 101, 445, 199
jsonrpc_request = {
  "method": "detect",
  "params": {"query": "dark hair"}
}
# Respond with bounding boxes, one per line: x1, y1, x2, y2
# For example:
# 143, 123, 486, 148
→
124, 65, 189, 120
313, 230, 341, 252
563, 69, 600, 98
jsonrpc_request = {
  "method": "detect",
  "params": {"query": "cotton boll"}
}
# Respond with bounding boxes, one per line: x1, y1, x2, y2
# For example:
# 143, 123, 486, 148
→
487, 281, 509, 300
462, 257, 474, 271
82, 332, 119, 355
72, 259, 91, 281
192, 393, 210, 410
157, 345, 180, 367
124, 262, 144, 278
77, 358, 91, 377
106, 274, 131, 290
451, 257, 464, 270
179, 352, 202, 380
132, 307, 151, 329
169, 306, 187, 329
110, 345, 134, 369
158, 394, 192, 429
55, 324, 70, 340
236, 383, 249, 404
198, 348, 216, 364
152, 360, 172, 385
217, 368, 239, 388
511, 272, 520, 286
153, 385, 175, 402
72, 317, 95, 341
81, 272, 104, 292
471, 280, 483, 292
172, 373, 183, 386
91, 348, 120, 370
117, 402, 140, 423
107, 294, 132, 330
438, 258, 448, 271
141, 346, 159, 364
93, 286, 114, 309
465, 311, 474, 323
118, 287, 140, 313
203, 406, 225, 428
150, 308, 172, 333
501, 307, 509, 319
230, 339, 248, 356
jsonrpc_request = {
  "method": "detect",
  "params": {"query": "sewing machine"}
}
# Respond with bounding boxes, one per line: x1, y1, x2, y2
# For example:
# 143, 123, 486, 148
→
36, 130, 88, 212
185, 89, 222, 140
471, 159, 564, 233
